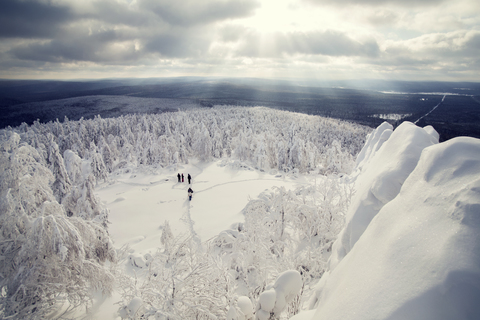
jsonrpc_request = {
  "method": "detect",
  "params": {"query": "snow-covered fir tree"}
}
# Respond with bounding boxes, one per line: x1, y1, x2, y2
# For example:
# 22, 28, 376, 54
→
0, 106, 370, 318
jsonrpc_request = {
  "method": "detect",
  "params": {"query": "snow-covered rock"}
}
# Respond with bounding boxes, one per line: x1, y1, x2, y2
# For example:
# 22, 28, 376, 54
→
306, 129, 480, 319
118, 296, 143, 318
328, 121, 439, 270
237, 296, 254, 319
129, 253, 148, 268
256, 270, 303, 319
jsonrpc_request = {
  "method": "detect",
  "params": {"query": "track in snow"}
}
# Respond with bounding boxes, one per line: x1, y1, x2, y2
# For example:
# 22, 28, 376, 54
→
414, 95, 445, 124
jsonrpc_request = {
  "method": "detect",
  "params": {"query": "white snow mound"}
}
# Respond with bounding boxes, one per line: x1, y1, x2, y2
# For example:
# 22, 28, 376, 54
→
307, 133, 480, 319
329, 121, 438, 270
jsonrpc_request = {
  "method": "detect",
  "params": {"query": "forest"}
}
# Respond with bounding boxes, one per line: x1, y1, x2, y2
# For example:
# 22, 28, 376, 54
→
0, 107, 370, 319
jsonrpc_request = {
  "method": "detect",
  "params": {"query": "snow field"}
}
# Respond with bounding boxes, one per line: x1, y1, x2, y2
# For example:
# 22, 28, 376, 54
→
97, 159, 309, 252
95, 158, 312, 318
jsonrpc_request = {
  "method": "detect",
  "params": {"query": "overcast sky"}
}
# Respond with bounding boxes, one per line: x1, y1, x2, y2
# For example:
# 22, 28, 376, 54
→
0, 0, 479, 81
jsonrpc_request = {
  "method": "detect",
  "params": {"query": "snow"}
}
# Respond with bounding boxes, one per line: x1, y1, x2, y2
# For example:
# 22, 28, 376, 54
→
255, 270, 303, 319
91, 120, 480, 319
97, 159, 307, 250
371, 113, 412, 121
257, 289, 277, 315
237, 296, 254, 319
94, 158, 309, 317
272, 270, 303, 313
329, 121, 439, 270
303, 125, 480, 319
4, 104, 479, 319
118, 296, 143, 318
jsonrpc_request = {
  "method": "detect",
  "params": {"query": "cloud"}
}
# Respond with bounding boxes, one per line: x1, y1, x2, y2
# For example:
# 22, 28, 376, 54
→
235, 30, 380, 58
359, 30, 480, 73
82, 0, 151, 27
398, 30, 480, 57
1, 0, 260, 64
219, 24, 248, 43
0, 0, 479, 80
0, 0, 74, 38
303, 0, 447, 7
139, 0, 260, 27
366, 9, 400, 26
143, 29, 213, 58
9, 27, 140, 63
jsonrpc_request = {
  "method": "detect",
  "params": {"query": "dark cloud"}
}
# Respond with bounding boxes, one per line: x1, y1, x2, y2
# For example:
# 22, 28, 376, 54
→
9, 29, 140, 63
1, 0, 260, 63
0, 0, 74, 38
0, 0, 477, 80
303, 0, 446, 7
140, 0, 260, 27
362, 30, 480, 72
236, 30, 380, 58
464, 32, 480, 54
144, 30, 212, 58
85, 0, 151, 27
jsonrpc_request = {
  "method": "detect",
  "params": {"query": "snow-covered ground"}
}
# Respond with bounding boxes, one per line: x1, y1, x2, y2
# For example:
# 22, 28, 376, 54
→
94, 159, 312, 319
294, 122, 480, 320
98, 160, 310, 251
95, 121, 480, 320
3, 106, 479, 319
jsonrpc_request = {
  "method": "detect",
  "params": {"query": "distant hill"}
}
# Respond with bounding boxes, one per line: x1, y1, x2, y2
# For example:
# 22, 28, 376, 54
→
1, 78, 480, 141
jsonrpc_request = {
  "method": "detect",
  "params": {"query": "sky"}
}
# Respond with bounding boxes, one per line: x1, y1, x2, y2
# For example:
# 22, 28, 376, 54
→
0, 0, 479, 81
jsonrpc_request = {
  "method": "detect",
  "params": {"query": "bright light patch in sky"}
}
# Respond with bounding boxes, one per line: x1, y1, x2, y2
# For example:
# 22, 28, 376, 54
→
0, 0, 479, 80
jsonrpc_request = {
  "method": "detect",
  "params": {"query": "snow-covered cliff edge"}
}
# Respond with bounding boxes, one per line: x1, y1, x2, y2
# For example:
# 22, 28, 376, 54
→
299, 121, 480, 320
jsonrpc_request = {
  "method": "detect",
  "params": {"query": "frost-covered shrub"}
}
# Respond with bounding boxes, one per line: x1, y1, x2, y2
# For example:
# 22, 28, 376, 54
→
0, 132, 116, 319
117, 232, 237, 320
255, 270, 303, 320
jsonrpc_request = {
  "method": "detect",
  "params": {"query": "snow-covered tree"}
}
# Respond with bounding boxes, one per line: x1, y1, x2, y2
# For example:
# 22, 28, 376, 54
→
0, 133, 116, 319
1, 104, 371, 318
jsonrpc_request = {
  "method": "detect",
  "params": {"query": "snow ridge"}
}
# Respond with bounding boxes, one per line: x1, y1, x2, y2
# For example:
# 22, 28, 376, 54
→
304, 121, 480, 320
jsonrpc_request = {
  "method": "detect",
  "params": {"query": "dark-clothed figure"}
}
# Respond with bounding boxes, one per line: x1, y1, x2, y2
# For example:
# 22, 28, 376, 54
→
188, 174, 192, 184
188, 188, 194, 201
181, 174, 184, 182
177, 173, 181, 182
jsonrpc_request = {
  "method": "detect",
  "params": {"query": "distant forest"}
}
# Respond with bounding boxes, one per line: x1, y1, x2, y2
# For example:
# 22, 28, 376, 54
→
1, 78, 480, 141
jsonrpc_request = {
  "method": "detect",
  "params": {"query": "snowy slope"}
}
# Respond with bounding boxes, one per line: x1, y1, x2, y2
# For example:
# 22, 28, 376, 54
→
300, 123, 480, 320
328, 121, 439, 270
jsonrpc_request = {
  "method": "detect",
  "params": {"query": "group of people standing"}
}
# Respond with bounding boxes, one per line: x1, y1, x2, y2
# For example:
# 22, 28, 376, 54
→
177, 173, 192, 184
177, 173, 194, 201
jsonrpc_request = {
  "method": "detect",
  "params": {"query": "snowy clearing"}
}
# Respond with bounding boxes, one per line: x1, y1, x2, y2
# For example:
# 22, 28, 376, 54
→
97, 159, 311, 253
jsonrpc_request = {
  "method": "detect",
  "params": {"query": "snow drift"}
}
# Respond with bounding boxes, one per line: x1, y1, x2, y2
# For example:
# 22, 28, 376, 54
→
328, 121, 439, 270
305, 122, 480, 320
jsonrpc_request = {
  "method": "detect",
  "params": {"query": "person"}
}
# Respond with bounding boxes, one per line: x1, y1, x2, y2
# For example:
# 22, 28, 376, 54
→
181, 173, 184, 182
177, 173, 181, 182
187, 173, 192, 184
188, 188, 194, 201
